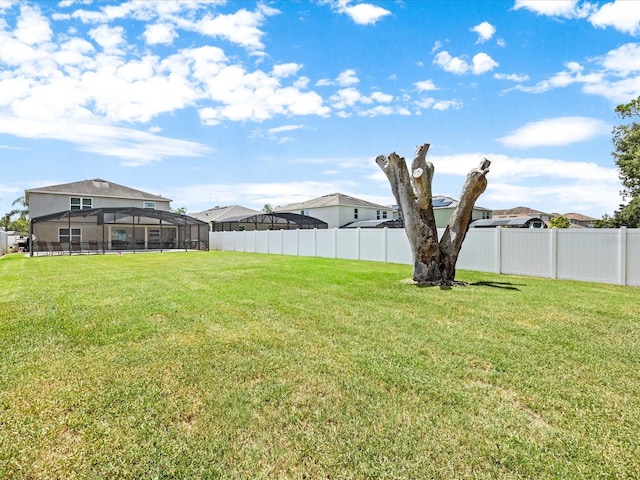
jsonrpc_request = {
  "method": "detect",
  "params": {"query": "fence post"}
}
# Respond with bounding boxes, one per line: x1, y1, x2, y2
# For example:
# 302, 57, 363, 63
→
357, 227, 361, 260
619, 227, 627, 286
550, 227, 557, 279
334, 228, 338, 258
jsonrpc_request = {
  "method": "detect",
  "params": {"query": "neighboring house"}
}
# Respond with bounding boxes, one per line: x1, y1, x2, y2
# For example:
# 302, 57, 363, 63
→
563, 212, 597, 228
26, 179, 208, 254
27, 178, 172, 217
190, 205, 260, 231
428, 195, 492, 228
492, 206, 553, 224
275, 193, 394, 229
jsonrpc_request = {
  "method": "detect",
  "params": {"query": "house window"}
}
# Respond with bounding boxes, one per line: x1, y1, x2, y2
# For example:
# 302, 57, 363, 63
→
143, 201, 156, 209
376, 210, 381, 220
301, 210, 310, 216
382, 211, 388, 219
354, 208, 359, 219
483, 211, 491, 219
70, 197, 92, 210
59, 228, 81, 243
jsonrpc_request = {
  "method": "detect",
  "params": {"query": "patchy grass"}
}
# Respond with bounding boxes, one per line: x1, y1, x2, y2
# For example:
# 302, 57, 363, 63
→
0, 251, 638, 479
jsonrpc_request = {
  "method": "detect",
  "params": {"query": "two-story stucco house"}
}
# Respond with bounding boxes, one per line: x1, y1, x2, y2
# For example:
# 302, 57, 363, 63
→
275, 193, 394, 229
26, 179, 208, 255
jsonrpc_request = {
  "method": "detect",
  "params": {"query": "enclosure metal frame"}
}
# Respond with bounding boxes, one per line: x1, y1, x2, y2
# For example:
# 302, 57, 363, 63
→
30, 207, 209, 256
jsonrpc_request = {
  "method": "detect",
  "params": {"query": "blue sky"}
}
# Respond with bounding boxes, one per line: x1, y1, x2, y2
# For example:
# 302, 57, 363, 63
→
1, 0, 640, 220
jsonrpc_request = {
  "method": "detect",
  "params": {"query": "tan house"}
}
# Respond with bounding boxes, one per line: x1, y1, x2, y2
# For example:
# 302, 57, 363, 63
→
492, 206, 553, 224
26, 179, 208, 255
563, 212, 597, 228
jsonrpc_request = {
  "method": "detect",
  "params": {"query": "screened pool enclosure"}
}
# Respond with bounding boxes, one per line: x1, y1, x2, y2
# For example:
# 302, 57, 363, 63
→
30, 207, 209, 255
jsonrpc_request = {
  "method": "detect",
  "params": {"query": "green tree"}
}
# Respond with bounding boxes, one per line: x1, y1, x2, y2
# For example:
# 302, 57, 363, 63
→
606, 95, 640, 227
262, 204, 273, 213
549, 215, 571, 228
172, 207, 187, 215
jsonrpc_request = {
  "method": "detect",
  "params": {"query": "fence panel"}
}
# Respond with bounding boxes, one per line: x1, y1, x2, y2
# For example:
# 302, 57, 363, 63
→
255, 231, 269, 253
315, 229, 336, 258
336, 229, 359, 260
628, 230, 640, 287
0, 230, 7, 256
267, 230, 282, 254
457, 229, 498, 273
557, 229, 621, 284
282, 230, 298, 256
501, 229, 552, 277
298, 229, 317, 257
385, 229, 412, 265
360, 229, 385, 262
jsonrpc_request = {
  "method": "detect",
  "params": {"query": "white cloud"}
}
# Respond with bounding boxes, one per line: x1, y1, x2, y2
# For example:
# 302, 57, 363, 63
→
494, 72, 530, 82
15, 4, 52, 45
433, 51, 497, 75
414, 79, 438, 91
432, 100, 463, 111
337, 69, 359, 86
433, 51, 469, 75
513, 0, 593, 19
267, 124, 304, 134
334, 1, 391, 25
88, 25, 126, 53
189, 4, 279, 52
471, 52, 498, 75
330, 87, 369, 109
143, 23, 177, 46
415, 98, 462, 111
272, 63, 303, 78
599, 43, 640, 76
589, 0, 640, 35
370, 91, 393, 103
512, 61, 602, 93
497, 116, 610, 148
315, 69, 359, 87
510, 44, 640, 103
0, 115, 209, 165
471, 21, 495, 43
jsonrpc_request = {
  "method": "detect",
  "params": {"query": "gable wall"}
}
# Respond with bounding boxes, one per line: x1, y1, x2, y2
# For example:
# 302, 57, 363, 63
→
29, 192, 171, 218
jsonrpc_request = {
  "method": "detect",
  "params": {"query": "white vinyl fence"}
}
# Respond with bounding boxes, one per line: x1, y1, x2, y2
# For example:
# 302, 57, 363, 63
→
210, 227, 640, 287
0, 230, 7, 256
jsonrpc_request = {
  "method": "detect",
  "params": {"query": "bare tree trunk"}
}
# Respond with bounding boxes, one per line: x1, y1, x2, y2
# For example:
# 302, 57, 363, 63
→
376, 143, 490, 285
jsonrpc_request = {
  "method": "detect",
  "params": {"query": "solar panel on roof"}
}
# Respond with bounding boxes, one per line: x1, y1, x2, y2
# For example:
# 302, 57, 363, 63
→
432, 198, 452, 207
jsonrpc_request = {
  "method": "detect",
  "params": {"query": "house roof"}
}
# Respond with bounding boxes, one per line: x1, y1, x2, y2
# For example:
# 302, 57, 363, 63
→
276, 193, 390, 212
563, 212, 597, 221
430, 195, 490, 211
492, 206, 550, 217
190, 205, 259, 223
342, 219, 404, 228
25, 179, 170, 204
470, 216, 547, 228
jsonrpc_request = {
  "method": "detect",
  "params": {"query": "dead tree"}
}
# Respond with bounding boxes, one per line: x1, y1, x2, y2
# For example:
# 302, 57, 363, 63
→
376, 143, 490, 285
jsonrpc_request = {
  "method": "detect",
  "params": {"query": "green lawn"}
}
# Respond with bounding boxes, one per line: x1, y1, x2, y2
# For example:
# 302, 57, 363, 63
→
1, 251, 638, 479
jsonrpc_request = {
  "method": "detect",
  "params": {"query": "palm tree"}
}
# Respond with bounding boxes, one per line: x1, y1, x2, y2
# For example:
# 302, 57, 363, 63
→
1, 196, 29, 232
